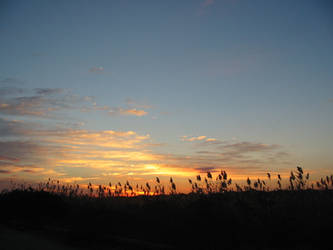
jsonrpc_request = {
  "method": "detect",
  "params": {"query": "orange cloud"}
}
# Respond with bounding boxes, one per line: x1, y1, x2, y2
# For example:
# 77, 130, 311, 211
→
0, 156, 19, 162
182, 135, 218, 142
0, 119, 290, 186
0, 86, 293, 190
93, 103, 149, 117
116, 108, 148, 117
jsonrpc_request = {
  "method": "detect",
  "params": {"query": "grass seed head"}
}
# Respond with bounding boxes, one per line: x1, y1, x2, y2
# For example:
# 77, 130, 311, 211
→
297, 166, 303, 174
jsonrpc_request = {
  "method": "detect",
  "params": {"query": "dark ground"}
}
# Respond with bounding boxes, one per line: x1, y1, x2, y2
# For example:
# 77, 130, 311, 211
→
1, 190, 332, 250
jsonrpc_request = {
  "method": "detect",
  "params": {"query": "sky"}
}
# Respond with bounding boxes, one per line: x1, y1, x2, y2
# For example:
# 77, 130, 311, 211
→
0, 0, 332, 191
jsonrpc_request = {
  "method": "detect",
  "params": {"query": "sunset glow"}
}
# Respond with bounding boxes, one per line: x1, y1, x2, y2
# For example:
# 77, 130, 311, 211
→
0, 0, 332, 192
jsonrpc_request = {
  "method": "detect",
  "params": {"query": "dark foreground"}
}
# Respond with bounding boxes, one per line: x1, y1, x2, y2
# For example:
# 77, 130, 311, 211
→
1, 190, 332, 250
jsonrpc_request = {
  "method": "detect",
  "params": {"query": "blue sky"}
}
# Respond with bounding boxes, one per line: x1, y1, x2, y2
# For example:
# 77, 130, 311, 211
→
0, 0, 332, 189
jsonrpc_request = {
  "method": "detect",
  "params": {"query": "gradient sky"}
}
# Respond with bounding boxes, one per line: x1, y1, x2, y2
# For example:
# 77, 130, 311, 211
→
0, 0, 332, 191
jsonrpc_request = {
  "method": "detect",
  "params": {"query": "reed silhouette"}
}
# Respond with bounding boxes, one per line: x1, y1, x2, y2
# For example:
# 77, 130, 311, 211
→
1, 167, 333, 250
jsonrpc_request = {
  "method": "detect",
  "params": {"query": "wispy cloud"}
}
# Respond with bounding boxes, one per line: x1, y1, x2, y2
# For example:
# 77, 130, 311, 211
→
0, 86, 149, 118
0, 117, 33, 136
0, 112, 291, 186
34, 88, 64, 96
0, 85, 291, 187
0, 117, 155, 178
0, 86, 24, 96
0, 94, 88, 118
89, 66, 104, 73
0, 96, 52, 117
174, 137, 289, 177
0, 86, 155, 178
92, 98, 150, 117
181, 135, 218, 143
0, 155, 19, 162
108, 107, 148, 117
0, 86, 155, 182
125, 98, 152, 109
182, 135, 206, 141
0, 85, 92, 118
0, 77, 24, 85
0, 140, 47, 169
221, 142, 280, 154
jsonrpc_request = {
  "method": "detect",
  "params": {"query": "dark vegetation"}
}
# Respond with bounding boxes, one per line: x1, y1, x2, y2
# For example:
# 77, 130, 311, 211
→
1, 167, 333, 250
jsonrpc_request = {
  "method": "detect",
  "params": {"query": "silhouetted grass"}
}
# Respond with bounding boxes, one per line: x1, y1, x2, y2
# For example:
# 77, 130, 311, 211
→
1, 167, 333, 250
